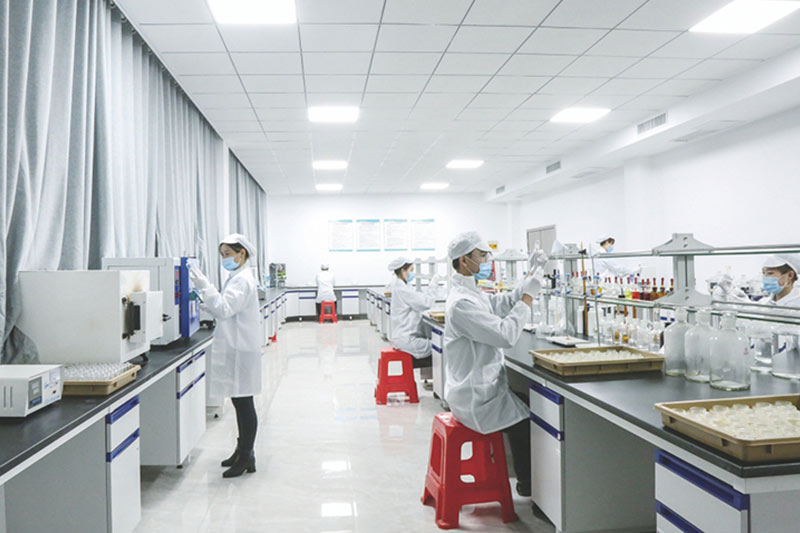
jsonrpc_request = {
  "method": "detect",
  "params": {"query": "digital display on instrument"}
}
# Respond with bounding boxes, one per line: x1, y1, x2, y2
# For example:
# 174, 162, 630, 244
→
28, 376, 42, 407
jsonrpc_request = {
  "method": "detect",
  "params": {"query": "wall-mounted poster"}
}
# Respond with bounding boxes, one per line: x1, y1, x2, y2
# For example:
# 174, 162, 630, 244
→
411, 218, 435, 251
383, 219, 409, 251
328, 219, 354, 251
356, 219, 381, 251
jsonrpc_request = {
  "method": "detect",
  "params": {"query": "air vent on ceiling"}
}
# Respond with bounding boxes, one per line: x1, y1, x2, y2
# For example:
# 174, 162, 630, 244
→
545, 161, 561, 174
672, 120, 746, 143
495, 185, 505, 195
637, 113, 667, 135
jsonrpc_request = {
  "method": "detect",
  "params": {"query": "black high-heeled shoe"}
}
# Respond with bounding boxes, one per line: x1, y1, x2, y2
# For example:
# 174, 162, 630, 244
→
222, 450, 256, 478
221, 439, 241, 467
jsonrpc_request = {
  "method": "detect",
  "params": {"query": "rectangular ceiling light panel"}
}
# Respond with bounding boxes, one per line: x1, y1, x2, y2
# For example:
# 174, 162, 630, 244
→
691, 1, 800, 34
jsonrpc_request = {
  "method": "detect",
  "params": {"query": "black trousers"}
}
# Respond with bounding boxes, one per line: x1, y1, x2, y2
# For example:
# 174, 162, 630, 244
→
231, 396, 258, 452
412, 355, 433, 369
501, 417, 531, 485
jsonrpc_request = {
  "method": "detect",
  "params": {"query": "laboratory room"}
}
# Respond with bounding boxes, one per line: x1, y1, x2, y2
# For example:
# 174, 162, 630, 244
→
7, 1, 800, 533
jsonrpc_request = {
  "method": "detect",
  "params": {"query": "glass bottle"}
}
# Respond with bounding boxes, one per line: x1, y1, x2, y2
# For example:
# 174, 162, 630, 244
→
650, 319, 665, 353
747, 322, 774, 373
664, 307, 691, 376
709, 312, 750, 391
684, 308, 714, 382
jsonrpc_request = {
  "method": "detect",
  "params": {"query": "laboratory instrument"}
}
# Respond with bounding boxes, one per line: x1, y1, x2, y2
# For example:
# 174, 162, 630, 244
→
269, 263, 286, 288
0, 364, 63, 417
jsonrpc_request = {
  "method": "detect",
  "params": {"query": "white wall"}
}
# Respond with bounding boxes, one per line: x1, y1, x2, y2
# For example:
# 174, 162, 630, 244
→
267, 193, 511, 286
514, 106, 800, 286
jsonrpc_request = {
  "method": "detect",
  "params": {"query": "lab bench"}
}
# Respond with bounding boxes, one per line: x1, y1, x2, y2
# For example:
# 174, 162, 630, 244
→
281, 286, 381, 321
504, 332, 800, 533
422, 315, 446, 407
0, 331, 213, 533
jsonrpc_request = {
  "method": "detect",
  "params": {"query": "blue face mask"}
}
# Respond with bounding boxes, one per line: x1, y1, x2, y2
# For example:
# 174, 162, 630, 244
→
222, 257, 240, 271
406, 272, 415, 283
763, 276, 783, 294
467, 256, 493, 280
606, 246, 614, 253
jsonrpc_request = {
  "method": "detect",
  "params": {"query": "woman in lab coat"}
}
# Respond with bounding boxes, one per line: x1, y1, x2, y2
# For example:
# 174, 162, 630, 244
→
588, 235, 639, 279
190, 234, 262, 478
315, 264, 336, 317
443, 231, 543, 497
716, 254, 800, 310
387, 257, 439, 368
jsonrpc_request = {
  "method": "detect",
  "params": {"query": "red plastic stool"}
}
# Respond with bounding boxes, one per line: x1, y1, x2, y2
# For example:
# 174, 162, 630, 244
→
421, 412, 518, 529
374, 348, 419, 405
319, 301, 337, 324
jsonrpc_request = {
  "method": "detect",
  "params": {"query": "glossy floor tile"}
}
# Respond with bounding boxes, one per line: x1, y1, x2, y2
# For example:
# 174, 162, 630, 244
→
136, 319, 556, 533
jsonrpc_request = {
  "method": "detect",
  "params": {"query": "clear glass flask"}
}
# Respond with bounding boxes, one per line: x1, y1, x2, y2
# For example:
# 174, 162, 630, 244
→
709, 312, 751, 391
664, 307, 691, 376
684, 308, 714, 382
772, 331, 800, 380
747, 322, 775, 373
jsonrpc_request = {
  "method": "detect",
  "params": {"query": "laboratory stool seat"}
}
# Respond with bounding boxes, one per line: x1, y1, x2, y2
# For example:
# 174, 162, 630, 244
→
319, 301, 338, 324
421, 412, 518, 530
270, 333, 277, 343
374, 348, 419, 405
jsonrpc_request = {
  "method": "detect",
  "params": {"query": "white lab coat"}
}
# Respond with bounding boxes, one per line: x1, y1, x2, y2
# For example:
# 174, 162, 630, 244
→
199, 266, 262, 398
315, 271, 336, 303
389, 277, 436, 358
756, 286, 800, 314
588, 242, 638, 278
443, 273, 529, 434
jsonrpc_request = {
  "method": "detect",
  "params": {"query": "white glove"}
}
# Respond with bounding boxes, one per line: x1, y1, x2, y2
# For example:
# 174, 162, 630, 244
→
189, 266, 211, 291
430, 274, 442, 287
522, 267, 544, 298
528, 249, 548, 269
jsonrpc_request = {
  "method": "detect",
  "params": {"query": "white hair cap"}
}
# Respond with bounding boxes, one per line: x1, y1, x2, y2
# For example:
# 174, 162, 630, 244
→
762, 254, 800, 275
448, 231, 491, 260
388, 257, 409, 271
219, 233, 256, 260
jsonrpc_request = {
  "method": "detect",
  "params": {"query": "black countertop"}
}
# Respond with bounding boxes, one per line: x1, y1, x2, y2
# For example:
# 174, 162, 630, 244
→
0, 330, 214, 479
504, 331, 800, 479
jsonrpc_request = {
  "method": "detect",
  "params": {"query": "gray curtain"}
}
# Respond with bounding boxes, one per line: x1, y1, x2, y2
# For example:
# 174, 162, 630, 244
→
229, 154, 268, 284
0, 0, 256, 362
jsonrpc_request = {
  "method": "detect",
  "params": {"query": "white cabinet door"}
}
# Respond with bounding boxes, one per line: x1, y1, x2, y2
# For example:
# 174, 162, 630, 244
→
531, 416, 564, 531
341, 289, 360, 315
286, 292, 299, 317
107, 435, 141, 533
298, 290, 317, 316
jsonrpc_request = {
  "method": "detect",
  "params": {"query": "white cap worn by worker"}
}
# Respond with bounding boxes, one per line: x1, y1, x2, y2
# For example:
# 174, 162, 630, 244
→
447, 231, 491, 260
596, 235, 614, 244
220, 233, 256, 259
388, 257, 410, 271
762, 254, 800, 275
321, 264, 329, 270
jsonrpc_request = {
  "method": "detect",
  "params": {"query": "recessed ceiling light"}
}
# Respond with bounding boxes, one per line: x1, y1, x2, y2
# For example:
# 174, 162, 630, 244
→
207, 0, 296, 24
420, 182, 450, 191
446, 159, 484, 169
550, 107, 610, 123
315, 183, 343, 192
308, 106, 360, 123
313, 160, 348, 170
691, 0, 800, 34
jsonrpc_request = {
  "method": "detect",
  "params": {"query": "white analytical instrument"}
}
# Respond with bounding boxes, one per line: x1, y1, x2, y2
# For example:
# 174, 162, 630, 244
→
17, 270, 163, 364
0, 364, 63, 417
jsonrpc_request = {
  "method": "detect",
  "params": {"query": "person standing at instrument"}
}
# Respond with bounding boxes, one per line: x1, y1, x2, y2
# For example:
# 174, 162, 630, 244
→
315, 264, 336, 318
443, 231, 544, 497
587, 235, 640, 278
387, 257, 440, 368
189, 234, 261, 478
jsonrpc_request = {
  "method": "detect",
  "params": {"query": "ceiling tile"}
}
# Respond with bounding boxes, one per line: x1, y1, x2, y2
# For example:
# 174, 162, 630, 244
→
161, 52, 235, 75
370, 52, 442, 74
217, 25, 300, 52
482, 76, 550, 94
383, 0, 472, 24
426, 75, 491, 92
469, 93, 529, 108
302, 52, 372, 74
191, 92, 252, 108
224, 132, 268, 142
499, 54, 577, 76
376, 25, 458, 53
262, 120, 312, 132
296, 0, 384, 23
650, 33, 742, 59
457, 108, 509, 120
619, 57, 700, 78
676, 59, 762, 80
591, 77, 662, 94
306, 93, 362, 105
646, 78, 716, 96
241, 75, 305, 93
543, 0, 647, 29
179, 75, 244, 93
572, 93, 633, 108
521, 93, 581, 108
435, 53, 509, 75
204, 108, 258, 121
505, 108, 559, 121
463, 0, 559, 25
560, 55, 639, 77
249, 93, 306, 107
760, 9, 800, 34
449, 26, 532, 53
619, 94, 686, 110
539, 76, 609, 94
366, 75, 429, 93
361, 93, 419, 107
415, 93, 474, 109
231, 53, 302, 74
618, 0, 731, 31
304, 75, 366, 92
586, 29, 679, 57
299, 24, 378, 52
116, 0, 212, 23
213, 120, 263, 132
715, 34, 800, 60
140, 24, 224, 52
255, 108, 309, 121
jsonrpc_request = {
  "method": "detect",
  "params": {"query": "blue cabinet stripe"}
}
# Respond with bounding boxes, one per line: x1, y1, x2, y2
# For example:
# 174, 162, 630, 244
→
530, 413, 563, 441
192, 372, 206, 386
655, 501, 703, 533
106, 429, 140, 463
177, 382, 193, 399
655, 450, 749, 511
431, 327, 443, 335
177, 357, 193, 373
106, 396, 139, 425
531, 381, 564, 405
432, 345, 443, 354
